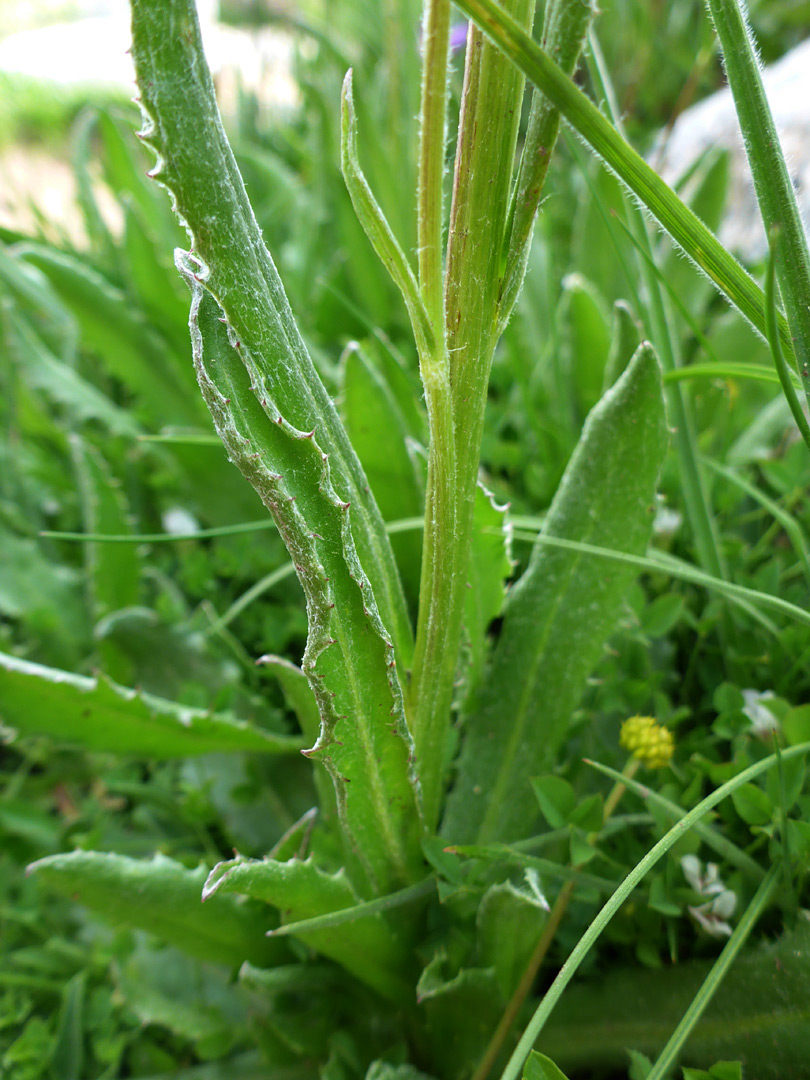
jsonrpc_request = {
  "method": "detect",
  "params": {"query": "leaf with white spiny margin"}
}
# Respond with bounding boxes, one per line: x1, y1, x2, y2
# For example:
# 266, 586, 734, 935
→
0, 651, 304, 758
130, 0, 422, 897
203, 855, 414, 1003
28, 852, 284, 968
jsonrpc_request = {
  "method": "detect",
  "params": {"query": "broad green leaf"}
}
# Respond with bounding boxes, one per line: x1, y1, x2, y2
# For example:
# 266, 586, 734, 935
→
444, 344, 668, 842
203, 855, 413, 1003
70, 435, 140, 620
28, 852, 283, 968
185, 288, 422, 894
0, 241, 77, 359
0, 534, 83, 627
116, 946, 247, 1059
129, 0, 412, 672
730, 783, 772, 826
130, 0, 421, 894
121, 198, 189, 353
72, 107, 119, 271
0, 651, 304, 757
477, 881, 547, 999
523, 1051, 571, 1080
96, 107, 181, 246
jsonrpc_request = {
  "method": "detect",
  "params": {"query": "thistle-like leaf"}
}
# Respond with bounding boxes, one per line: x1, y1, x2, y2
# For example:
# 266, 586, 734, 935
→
129, 0, 422, 894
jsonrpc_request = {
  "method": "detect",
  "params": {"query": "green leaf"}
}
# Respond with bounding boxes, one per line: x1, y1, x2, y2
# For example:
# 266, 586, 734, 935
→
130, 0, 422, 894
559, 273, 611, 418
416, 955, 503, 1079
202, 855, 413, 1003
540, 928, 808, 1077
603, 299, 642, 392
641, 594, 685, 638
366, 1063, 437, 1080
49, 972, 85, 1080
18, 244, 201, 426
342, 341, 424, 601
340, 71, 433, 358
783, 705, 810, 747
705, 0, 810, 407
70, 435, 140, 620
531, 776, 576, 829
0, 651, 304, 757
115, 946, 246, 1059
28, 852, 283, 968
477, 881, 548, 999
523, 1051, 571, 1080
444, 343, 668, 842
730, 783, 773, 826
2, 303, 139, 437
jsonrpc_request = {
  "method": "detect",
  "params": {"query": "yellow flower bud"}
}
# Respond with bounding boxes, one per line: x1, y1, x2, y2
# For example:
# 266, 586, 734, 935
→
619, 715, 674, 769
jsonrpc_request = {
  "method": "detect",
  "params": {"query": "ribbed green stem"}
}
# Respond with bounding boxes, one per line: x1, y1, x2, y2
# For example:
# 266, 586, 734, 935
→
411, 1, 534, 829
706, 0, 810, 411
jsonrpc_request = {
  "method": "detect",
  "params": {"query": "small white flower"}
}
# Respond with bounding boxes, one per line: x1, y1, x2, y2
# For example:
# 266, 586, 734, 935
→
741, 689, 779, 737
653, 498, 683, 537
162, 506, 199, 535
681, 855, 737, 937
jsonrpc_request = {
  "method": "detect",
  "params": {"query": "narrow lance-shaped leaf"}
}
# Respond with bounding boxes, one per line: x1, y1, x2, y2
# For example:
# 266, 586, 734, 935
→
0, 650, 304, 758
444, 343, 668, 843
129, 0, 423, 894
69, 434, 140, 620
